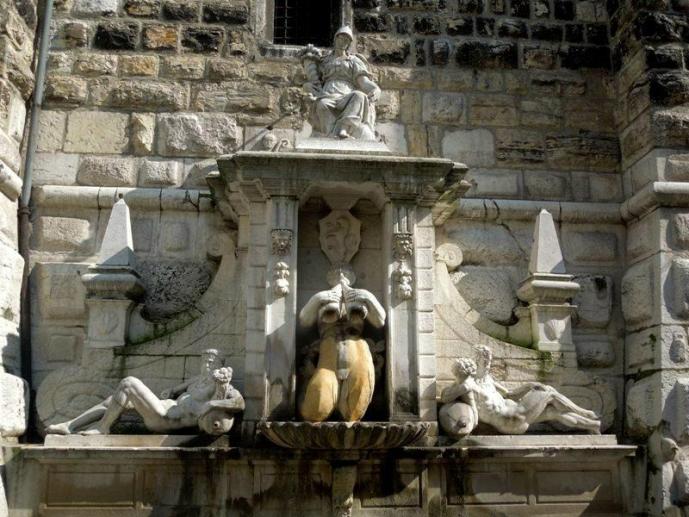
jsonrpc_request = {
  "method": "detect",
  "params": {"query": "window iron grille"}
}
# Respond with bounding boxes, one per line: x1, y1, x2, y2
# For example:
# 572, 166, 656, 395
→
273, 0, 340, 47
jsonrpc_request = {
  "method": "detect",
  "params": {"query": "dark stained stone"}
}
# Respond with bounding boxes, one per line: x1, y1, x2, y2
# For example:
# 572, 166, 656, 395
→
94, 22, 139, 50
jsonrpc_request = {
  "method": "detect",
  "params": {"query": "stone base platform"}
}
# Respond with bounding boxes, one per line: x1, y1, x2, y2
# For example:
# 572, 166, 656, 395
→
3, 436, 638, 516
295, 136, 392, 155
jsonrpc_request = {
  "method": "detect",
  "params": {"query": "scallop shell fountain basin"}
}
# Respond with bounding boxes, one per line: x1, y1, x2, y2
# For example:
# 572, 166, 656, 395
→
258, 421, 431, 450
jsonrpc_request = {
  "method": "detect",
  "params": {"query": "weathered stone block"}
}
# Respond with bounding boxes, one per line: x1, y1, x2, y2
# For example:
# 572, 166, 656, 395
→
622, 261, 655, 326
64, 111, 129, 153
156, 112, 241, 157
376, 122, 408, 154
650, 71, 689, 106
0, 244, 22, 323
464, 169, 518, 196
73, 53, 117, 76
45, 75, 87, 104
575, 337, 615, 368
94, 22, 140, 51
162, 0, 198, 20
413, 15, 441, 34
560, 45, 610, 69
653, 107, 689, 150
520, 98, 562, 127
191, 82, 275, 114
469, 94, 518, 126
497, 18, 527, 38
363, 36, 410, 64
355, 11, 390, 33
207, 58, 246, 80
161, 56, 205, 79
422, 92, 464, 124
203, 2, 249, 24
0, 372, 28, 437
73, 0, 118, 16
626, 373, 662, 439
52, 20, 89, 49
47, 334, 78, 362
672, 258, 689, 319
454, 266, 518, 324
669, 378, 689, 443
562, 230, 617, 264
573, 275, 612, 328
666, 154, 689, 182
446, 17, 472, 36
35, 262, 87, 319
510, 0, 529, 16
672, 213, 689, 249
456, 40, 518, 68
182, 27, 223, 53
523, 46, 556, 69
32, 152, 78, 185
441, 128, 495, 167
142, 24, 178, 50
444, 220, 524, 265
495, 129, 545, 166
524, 171, 568, 199
379, 67, 432, 89
124, 0, 161, 17
139, 158, 181, 186
532, 23, 563, 41
118, 55, 158, 76
110, 80, 187, 111
36, 110, 66, 152
34, 216, 92, 252
131, 112, 155, 155
545, 134, 618, 171
77, 156, 137, 187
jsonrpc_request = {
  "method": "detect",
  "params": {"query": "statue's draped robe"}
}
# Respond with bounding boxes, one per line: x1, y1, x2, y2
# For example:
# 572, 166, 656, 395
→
312, 54, 377, 141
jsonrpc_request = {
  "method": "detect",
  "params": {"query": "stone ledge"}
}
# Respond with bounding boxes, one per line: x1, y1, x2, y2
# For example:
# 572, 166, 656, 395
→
456, 198, 622, 223
43, 434, 229, 448
33, 185, 213, 211
621, 181, 689, 221
11, 435, 637, 462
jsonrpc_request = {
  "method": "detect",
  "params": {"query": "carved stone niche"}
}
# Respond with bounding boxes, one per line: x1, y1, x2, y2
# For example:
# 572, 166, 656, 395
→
210, 151, 469, 439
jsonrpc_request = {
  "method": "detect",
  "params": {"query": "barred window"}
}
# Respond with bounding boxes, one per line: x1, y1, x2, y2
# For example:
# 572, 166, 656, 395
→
273, 0, 340, 47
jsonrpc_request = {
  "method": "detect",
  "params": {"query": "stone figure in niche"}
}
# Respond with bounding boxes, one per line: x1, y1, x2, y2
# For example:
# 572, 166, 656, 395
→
298, 25, 381, 141
299, 265, 386, 422
439, 345, 601, 437
45, 349, 244, 436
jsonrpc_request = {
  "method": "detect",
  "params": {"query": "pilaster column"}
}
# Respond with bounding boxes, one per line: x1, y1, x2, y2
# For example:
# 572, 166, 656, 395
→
265, 196, 298, 420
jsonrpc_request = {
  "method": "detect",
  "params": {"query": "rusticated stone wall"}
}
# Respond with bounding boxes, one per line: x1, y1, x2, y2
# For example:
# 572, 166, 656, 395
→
36, 0, 622, 195
0, 0, 36, 379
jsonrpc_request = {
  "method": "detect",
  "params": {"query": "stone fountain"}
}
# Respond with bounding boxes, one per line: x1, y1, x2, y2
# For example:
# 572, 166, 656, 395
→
209, 149, 469, 449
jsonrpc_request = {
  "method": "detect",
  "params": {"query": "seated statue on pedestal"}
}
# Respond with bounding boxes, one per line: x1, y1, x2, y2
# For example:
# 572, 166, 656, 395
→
298, 25, 381, 141
299, 266, 386, 422
46, 349, 244, 436
439, 345, 601, 438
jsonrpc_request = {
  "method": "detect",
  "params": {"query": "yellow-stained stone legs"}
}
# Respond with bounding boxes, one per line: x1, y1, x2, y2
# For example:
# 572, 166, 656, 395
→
301, 337, 374, 422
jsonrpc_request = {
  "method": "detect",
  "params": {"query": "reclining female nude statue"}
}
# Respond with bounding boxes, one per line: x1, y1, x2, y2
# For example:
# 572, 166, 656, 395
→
46, 349, 244, 436
298, 25, 381, 141
299, 266, 385, 422
439, 345, 601, 438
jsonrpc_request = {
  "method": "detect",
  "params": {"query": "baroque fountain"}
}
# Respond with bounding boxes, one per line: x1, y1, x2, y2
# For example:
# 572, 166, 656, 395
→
25, 26, 635, 517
